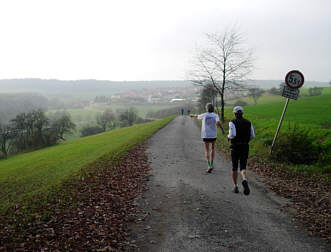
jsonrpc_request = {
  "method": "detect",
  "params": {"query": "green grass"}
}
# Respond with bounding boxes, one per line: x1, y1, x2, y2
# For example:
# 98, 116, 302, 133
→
218, 89, 331, 174
299, 86, 331, 95
48, 109, 100, 123
228, 93, 283, 105
0, 116, 174, 213
245, 93, 331, 126
227, 86, 331, 106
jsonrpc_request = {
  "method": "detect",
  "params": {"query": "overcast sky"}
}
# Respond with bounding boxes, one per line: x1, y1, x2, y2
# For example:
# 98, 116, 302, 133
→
0, 0, 330, 82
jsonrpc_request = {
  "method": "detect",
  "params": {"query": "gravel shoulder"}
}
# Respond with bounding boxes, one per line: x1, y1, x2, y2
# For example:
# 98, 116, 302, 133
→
128, 116, 329, 252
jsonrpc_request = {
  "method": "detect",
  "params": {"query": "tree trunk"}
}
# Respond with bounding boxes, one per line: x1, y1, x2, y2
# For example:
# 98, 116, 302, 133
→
1, 137, 8, 158
220, 92, 225, 123
221, 68, 226, 123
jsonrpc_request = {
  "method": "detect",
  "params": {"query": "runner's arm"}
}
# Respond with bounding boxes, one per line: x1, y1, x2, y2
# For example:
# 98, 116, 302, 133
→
216, 121, 226, 134
227, 121, 236, 139
250, 124, 255, 141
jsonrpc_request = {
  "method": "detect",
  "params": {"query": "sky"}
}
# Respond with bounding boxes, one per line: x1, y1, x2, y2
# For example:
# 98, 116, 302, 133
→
0, 0, 330, 82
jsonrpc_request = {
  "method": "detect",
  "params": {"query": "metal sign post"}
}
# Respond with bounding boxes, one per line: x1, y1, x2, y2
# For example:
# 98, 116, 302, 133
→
270, 70, 304, 154
270, 98, 289, 154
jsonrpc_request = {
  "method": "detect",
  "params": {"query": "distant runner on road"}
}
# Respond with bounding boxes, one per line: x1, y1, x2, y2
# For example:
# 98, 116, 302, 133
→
228, 106, 255, 195
190, 103, 225, 173
181, 108, 184, 115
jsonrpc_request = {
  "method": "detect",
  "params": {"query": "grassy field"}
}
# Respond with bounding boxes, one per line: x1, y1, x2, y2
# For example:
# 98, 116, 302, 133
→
0, 116, 174, 213
227, 93, 283, 105
218, 87, 331, 173
227, 86, 331, 106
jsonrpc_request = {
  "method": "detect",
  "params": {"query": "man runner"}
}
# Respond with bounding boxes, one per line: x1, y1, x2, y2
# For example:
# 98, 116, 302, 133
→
227, 106, 255, 195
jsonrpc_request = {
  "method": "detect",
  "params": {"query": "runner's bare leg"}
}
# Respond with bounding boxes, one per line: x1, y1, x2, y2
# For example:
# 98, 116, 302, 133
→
211, 141, 215, 166
204, 142, 210, 163
232, 171, 238, 185
241, 169, 247, 180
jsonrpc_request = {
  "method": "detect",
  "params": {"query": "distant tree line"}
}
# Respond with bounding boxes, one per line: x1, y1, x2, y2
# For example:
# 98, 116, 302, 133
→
0, 93, 48, 123
197, 82, 325, 112
268, 84, 323, 97
0, 110, 75, 159
198, 84, 265, 112
94, 96, 111, 104
0, 93, 90, 124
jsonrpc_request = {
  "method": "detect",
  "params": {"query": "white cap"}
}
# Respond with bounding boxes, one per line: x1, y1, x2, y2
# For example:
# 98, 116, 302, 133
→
233, 106, 244, 113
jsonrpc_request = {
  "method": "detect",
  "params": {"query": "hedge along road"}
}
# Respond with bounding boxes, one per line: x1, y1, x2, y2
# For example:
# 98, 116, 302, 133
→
128, 116, 328, 252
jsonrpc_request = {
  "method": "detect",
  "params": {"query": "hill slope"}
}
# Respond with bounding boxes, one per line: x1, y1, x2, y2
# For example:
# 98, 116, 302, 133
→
0, 117, 174, 213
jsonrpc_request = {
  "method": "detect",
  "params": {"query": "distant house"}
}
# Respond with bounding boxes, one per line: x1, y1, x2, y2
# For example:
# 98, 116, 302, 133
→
170, 98, 185, 103
191, 97, 200, 103
148, 95, 161, 103
111, 94, 121, 99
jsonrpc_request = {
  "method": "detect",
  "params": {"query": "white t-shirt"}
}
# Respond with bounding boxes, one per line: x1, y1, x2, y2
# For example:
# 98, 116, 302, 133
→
197, 112, 220, 138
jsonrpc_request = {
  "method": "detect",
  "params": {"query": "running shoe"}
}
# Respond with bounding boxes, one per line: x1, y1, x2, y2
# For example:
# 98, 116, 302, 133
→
206, 166, 213, 173
232, 185, 239, 193
242, 180, 250, 195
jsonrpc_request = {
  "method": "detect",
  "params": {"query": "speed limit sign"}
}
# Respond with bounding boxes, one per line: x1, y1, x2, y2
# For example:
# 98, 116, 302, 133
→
285, 70, 304, 89
271, 69, 305, 154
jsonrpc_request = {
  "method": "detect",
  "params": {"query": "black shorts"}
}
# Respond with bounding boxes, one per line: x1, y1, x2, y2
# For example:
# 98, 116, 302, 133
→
203, 138, 216, 142
231, 144, 249, 171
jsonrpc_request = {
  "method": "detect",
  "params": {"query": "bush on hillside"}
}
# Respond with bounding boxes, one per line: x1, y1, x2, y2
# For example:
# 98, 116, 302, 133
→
308, 87, 323, 96
268, 86, 282, 95
234, 100, 248, 107
271, 124, 323, 165
81, 126, 104, 137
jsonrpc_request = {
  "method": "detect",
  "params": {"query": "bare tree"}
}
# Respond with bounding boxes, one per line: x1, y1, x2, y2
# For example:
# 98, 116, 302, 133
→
189, 29, 254, 122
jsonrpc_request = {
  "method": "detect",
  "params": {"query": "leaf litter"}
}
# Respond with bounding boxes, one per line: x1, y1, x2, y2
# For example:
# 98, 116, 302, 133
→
249, 157, 330, 243
0, 144, 151, 251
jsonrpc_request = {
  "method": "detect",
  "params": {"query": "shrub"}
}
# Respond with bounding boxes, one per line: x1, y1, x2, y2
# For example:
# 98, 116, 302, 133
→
234, 100, 248, 106
268, 86, 282, 95
80, 126, 104, 137
271, 124, 323, 164
308, 87, 323, 96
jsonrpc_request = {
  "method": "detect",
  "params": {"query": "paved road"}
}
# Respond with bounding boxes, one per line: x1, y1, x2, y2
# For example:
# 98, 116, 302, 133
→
128, 116, 328, 252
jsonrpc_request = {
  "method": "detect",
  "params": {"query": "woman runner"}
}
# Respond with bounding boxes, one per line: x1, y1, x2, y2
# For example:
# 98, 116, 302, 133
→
190, 103, 226, 173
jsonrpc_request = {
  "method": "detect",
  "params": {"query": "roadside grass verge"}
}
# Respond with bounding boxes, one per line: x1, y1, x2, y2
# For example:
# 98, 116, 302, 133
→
0, 116, 174, 219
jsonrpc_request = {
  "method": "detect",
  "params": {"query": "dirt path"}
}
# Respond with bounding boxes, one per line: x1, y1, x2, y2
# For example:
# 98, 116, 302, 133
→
128, 116, 328, 252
